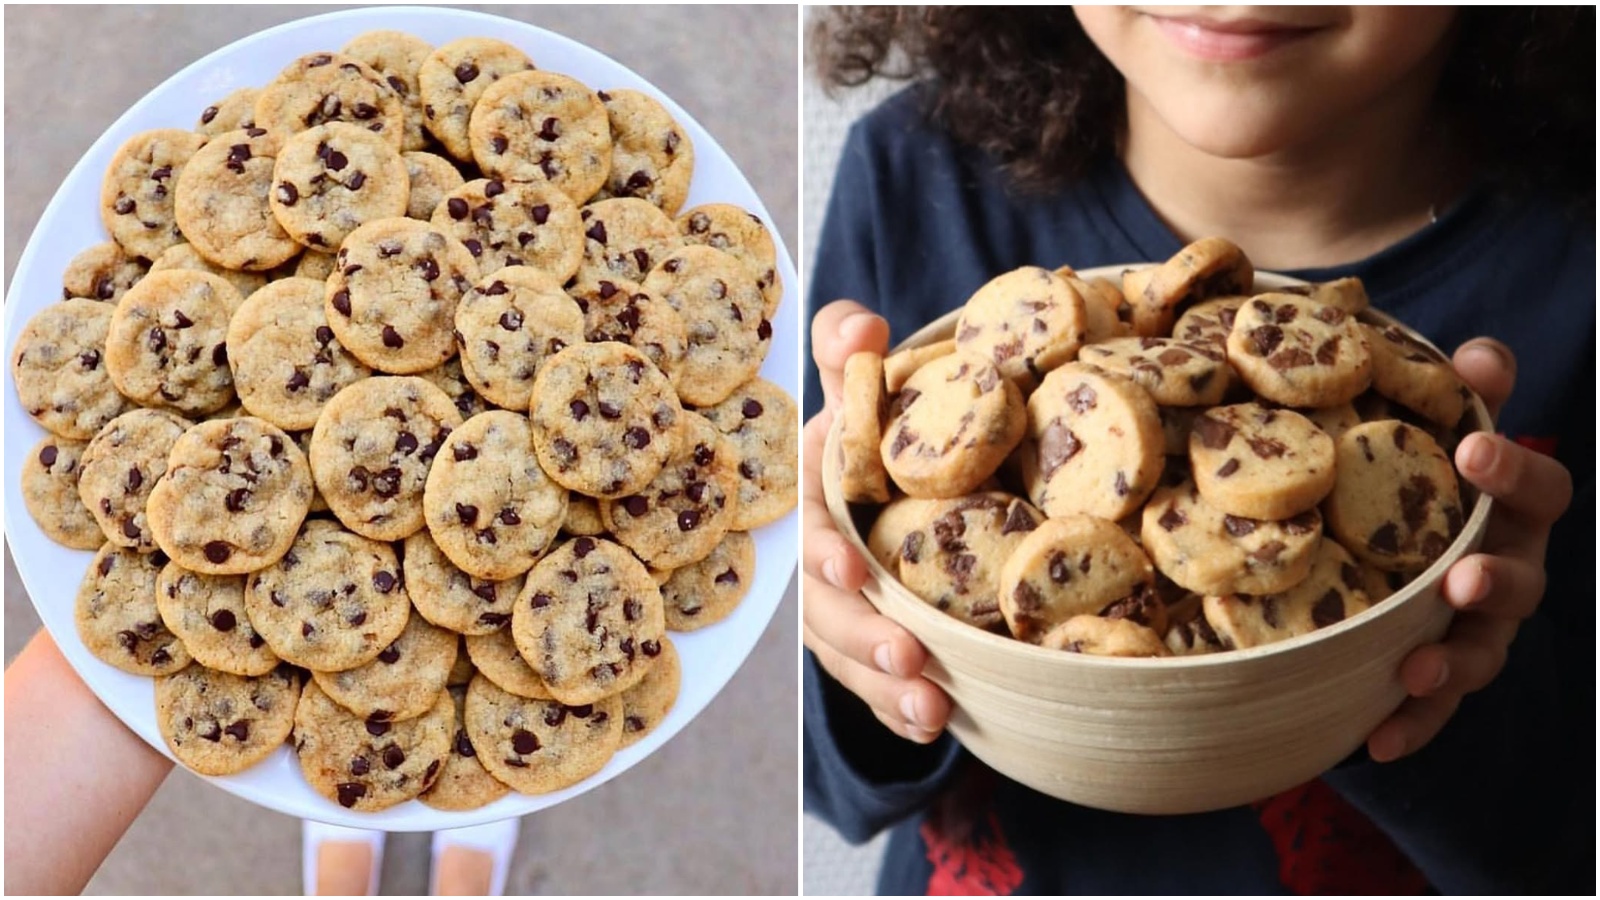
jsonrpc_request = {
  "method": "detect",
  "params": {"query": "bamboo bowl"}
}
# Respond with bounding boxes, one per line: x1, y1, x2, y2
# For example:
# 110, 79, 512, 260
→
821, 266, 1493, 815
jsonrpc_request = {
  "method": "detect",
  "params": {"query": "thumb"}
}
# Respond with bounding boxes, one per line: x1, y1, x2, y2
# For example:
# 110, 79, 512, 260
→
812, 300, 890, 409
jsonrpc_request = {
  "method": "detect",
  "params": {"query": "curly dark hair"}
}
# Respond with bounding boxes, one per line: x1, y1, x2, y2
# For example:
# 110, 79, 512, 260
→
811, 7, 1595, 213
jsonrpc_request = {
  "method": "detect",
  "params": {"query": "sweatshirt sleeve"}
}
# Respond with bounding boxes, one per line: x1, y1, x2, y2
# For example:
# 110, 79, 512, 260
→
801, 113, 966, 842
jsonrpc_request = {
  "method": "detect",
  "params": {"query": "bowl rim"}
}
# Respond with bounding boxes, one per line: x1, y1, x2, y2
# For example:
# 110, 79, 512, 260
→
823, 264, 1494, 670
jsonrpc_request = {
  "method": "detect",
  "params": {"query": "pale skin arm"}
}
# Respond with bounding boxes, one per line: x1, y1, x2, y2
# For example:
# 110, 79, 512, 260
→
4, 630, 172, 895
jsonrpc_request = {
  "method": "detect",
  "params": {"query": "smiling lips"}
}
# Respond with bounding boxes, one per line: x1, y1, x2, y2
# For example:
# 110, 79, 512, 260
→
1146, 13, 1326, 62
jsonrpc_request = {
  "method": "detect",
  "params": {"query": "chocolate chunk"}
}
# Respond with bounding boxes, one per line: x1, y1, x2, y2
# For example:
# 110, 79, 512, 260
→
1312, 589, 1346, 628
1248, 541, 1286, 564
900, 531, 923, 564
1113, 471, 1129, 496
1158, 505, 1187, 531
1065, 384, 1097, 414
1001, 503, 1038, 535
1393, 423, 1410, 450
1283, 511, 1319, 535
1268, 348, 1315, 370
1421, 530, 1449, 560
1037, 421, 1082, 477
1247, 325, 1283, 357
1223, 515, 1256, 537
1356, 434, 1375, 463
1367, 523, 1400, 555
1245, 436, 1287, 459
1314, 336, 1341, 365
1192, 414, 1235, 450
888, 426, 918, 459
1048, 551, 1071, 584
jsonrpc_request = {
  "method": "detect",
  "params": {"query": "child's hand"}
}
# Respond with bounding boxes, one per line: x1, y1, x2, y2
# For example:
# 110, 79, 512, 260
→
803, 300, 952, 743
1366, 338, 1573, 762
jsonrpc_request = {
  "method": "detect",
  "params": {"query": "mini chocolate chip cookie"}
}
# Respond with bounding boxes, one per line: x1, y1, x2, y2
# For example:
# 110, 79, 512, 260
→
698, 378, 800, 530
418, 37, 536, 162
881, 351, 1027, 500
1227, 295, 1372, 408
1187, 403, 1336, 521
641, 245, 770, 407
22, 436, 102, 550
12, 298, 134, 439
155, 562, 280, 676
865, 496, 942, 578
173, 127, 302, 272
464, 673, 623, 795
424, 410, 569, 580
1362, 323, 1470, 429
1078, 337, 1231, 407
600, 411, 739, 570
464, 626, 554, 699
1140, 478, 1323, 597
145, 417, 313, 574
270, 123, 411, 251
1019, 362, 1164, 521
897, 493, 1044, 631
402, 150, 466, 220
63, 241, 147, 303
997, 514, 1156, 644
882, 339, 957, 395
511, 536, 666, 706
148, 242, 269, 300
1038, 615, 1170, 658
294, 679, 452, 811
312, 610, 459, 721
76, 544, 191, 676
196, 86, 260, 136
573, 198, 683, 289
528, 342, 683, 499
675, 204, 782, 321
156, 663, 301, 776
341, 30, 434, 152
659, 531, 755, 631
254, 52, 406, 149
100, 129, 209, 263
618, 635, 680, 747
324, 217, 481, 374
954, 266, 1087, 390
78, 408, 193, 553
469, 70, 612, 203
569, 278, 687, 388
1325, 420, 1465, 572
430, 178, 584, 279
244, 519, 411, 671
105, 269, 245, 416
1171, 296, 1248, 353
309, 375, 465, 541
839, 352, 891, 504
1202, 539, 1374, 650
403, 529, 525, 636
453, 266, 586, 411
593, 89, 694, 216
1121, 237, 1254, 338
419, 685, 512, 811
226, 277, 374, 431
1064, 271, 1135, 343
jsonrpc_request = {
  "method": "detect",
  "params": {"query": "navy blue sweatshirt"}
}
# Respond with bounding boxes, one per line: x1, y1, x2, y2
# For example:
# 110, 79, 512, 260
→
804, 85, 1595, 895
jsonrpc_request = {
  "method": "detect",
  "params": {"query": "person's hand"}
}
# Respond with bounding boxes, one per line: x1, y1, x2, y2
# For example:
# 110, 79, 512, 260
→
1366, 338, 1573, 762
802, 300, 952, 744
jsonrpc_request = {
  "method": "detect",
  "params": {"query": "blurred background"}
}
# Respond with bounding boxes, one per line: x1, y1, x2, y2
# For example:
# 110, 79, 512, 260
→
4, 5, 797, 894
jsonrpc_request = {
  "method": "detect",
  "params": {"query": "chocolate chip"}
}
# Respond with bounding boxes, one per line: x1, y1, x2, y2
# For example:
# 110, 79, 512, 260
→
641, 640, 661, 657
1048, 551, 1071, 584
1246, 435, 1287, 459
79, 349, 100, 369
38, 445, 58, 468
1283, 511, 1319, 535
332, 289, 351, 316
1158, 505, 1187, 531
225, 488, 252, 513
226, 143, 252, 172
417, 256, 440, 280
1367, 523, 1400, 555
1249, 541, 1287, 564
204, 541, 232, 564
454, 61, 479, 83
498, 508, 520, 526
678, 510, 701, 531
365, 717, 391, 737
372, 467, 402, 498
623, 427, 651, 450
276, 181, 299, 205
200, 105, 219, 124
114, 197, 136, 215
381, 326, 405, 348
1113, 471, 1129, 496
456, 503, 479, 526
597, 401, 622, 420
900, 531, 923, 564
1312, 589, 1346, 628
1037, 421, 1082, 477
1248, 325, 1283, 357
758, 319, 772, 340
1398, 474, 1437, 531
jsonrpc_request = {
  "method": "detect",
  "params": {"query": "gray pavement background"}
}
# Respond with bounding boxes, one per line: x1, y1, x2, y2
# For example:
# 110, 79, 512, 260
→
4, 5, 798, 895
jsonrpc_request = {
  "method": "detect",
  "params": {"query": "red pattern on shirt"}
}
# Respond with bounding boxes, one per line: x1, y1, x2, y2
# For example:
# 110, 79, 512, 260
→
1253, 779, 1430, 895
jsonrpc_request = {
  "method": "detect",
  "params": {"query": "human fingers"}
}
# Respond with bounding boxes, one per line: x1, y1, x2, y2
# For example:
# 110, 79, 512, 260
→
1439, 552, 1548, 621
805, 615, 952, 739
1456, 432, 1573, 529
1451, 338, 1516, 421
1367, 691, 1462, 763
1395, 613, 1521, 700
810, 300, 890, 409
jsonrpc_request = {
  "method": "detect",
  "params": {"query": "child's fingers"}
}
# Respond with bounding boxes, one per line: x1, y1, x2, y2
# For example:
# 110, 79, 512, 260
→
1367, 692, 1463, 763
802, 569, 928, 682
810, 301, 890, 409
1397, 614, 1519, 699
1441, 553, 1547, 621
1456, 433, 1573, 529
1451, 338, 1516, 422
807, 621, 951, 738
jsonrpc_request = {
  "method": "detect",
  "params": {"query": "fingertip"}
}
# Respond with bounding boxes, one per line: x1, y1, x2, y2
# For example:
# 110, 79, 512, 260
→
838, 311, 891, 352
1443, 555, 1491, 610
1368, 725, 1407, 763
1455, 432, 1497, 480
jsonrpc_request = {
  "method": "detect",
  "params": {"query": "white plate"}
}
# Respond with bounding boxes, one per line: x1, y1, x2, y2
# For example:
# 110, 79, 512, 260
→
2, 6, 798, 831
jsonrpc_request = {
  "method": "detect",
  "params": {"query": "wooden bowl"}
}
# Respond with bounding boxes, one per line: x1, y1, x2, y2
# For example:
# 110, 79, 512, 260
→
821, 266, 1493, 814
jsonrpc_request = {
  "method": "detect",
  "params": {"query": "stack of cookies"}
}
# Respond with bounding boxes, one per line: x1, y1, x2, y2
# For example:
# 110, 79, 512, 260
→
14, 30, 797, 813
840, 237, 1473, 658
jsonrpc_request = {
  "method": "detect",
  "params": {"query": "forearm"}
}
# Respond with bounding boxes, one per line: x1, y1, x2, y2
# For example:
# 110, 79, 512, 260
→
4, 630, 172, 895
